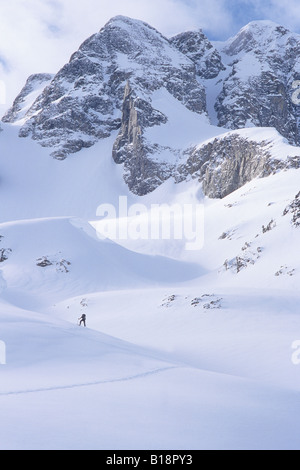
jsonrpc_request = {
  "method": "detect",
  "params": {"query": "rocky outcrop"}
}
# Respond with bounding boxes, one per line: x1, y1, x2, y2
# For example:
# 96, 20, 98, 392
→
283, 192, 300, 227
0, 248, 12, 263
112, 81, 174, 195
36, 255, 71, 273
177, 133, 300, 198
170, 30, 225, 79
112, 81, 168, 164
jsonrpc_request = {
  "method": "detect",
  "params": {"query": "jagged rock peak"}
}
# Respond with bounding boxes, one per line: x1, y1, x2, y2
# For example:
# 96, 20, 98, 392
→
74, 14, 193, 72
170, 29, 225, 79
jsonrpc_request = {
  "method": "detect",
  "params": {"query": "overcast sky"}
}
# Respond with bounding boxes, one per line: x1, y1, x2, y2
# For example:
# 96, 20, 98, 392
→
1, 0, 300, 112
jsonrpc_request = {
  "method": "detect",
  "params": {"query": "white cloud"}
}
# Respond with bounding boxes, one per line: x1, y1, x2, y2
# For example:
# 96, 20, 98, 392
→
0, 0, 232, 112
225, 0, 300, 33
0, 0, 64, 112
257, 0, 300, 30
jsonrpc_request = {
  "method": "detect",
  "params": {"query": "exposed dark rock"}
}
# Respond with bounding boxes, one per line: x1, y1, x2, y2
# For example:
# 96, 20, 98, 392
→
283, 191, 300, 227
262, 219, 276, 233
0, 248, 12, 263
36, 257, 53, 267
177, 133, 300, 198
275, 266, 296, 276
112, 81, 175, 195
36, 255, 71, 272
112, 81, 167, 165
170, 30, 225, 79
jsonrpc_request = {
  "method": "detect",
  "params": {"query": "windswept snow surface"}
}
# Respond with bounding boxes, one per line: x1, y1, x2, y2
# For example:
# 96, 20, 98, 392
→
0, 160, 300, 449
0, 66, 300, 450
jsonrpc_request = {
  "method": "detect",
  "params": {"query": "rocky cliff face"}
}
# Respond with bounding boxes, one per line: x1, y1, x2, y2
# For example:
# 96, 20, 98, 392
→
177, 132, 300, 198
170, 30, 225, 79
8, 16, 206, 161
112, 81, 174, 195
214, 21, 300, 145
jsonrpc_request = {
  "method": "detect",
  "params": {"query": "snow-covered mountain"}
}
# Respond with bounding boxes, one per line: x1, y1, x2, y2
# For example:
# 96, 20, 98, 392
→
4, 16, 209, 195
214, 21, 300, 145
0, 16, 300, 450
4, 17, 300, 197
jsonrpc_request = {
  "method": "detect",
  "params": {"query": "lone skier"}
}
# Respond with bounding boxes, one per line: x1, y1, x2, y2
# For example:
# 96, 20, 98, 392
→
78, 313, 86, 327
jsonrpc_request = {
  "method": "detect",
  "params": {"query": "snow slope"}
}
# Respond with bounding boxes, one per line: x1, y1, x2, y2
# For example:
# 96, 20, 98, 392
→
0, 159, 298, 449
0, 123, 130, 222
57, 167, 300, 394
0, 115, 299, 450
0, 217, 203, 310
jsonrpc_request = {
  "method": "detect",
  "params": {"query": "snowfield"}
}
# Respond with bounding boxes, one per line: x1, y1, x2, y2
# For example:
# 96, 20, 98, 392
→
0, 15, 300, 450
0, 140, 299, 449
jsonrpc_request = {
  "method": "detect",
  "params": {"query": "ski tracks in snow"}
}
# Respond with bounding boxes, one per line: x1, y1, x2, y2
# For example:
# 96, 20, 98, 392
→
0, 366, 180, 397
